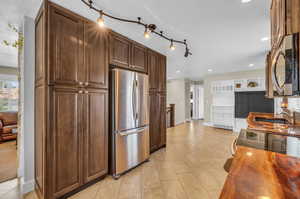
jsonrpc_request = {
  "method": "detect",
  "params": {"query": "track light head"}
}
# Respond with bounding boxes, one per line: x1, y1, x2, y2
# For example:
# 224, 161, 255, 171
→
184, 47, 192, 57
144, 27, 150, 39
170, 40, 175, 51
97, 11, 104, 27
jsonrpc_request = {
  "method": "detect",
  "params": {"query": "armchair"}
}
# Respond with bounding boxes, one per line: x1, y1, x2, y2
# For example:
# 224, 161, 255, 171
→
0, 111, 18, 142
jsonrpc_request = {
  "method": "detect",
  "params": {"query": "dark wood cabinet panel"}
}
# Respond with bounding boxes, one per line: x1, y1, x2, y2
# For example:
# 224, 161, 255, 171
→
158, 55, 167, 92
271, 0, 284, 48
49, 6, 84, 86
149, 92, 167, 152
148, 50, 159, 91
35, 11, 45, 86
149, 92, 159, 152
110, 33, 131, 68
50, 87, 83, 197
131, 43, 147, 72
83, 89, 108, 183
159, 94, 167, 147
84, 23, 109, 89
35, 85, 46, 197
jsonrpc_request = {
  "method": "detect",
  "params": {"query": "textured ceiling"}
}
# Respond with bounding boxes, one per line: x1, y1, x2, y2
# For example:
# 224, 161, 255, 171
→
0, 0, 271, 80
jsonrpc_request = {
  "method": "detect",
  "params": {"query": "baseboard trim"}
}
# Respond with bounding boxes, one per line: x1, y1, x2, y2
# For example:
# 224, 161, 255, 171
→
20, 178, 35, 195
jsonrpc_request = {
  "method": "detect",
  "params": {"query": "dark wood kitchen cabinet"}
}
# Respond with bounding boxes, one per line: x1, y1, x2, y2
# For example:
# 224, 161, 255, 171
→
149, 92, 167, 152
83, 89, 108, 183
50, 87, 83, 197
84, 23, 109, 89
48, 5, 85, 86
270, 0, 300, 49
148, 50, 166, 92
110, 32, 131, 68
110, 32, 148, 73
148, 50, 159, 91
131, 42, 147, 72
270, 0, 285, 49
148, 50, 167, 153
35, 2, 108, 199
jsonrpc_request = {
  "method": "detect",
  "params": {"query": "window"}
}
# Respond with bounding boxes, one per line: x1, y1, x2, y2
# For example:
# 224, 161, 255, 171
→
0, 79, 18, 111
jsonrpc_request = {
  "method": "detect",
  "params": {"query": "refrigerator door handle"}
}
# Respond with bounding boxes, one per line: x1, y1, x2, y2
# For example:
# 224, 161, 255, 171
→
118, 126, 149, 136
132, 78, 137, 122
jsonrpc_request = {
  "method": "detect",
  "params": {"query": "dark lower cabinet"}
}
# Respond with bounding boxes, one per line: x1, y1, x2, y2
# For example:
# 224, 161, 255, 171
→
83, 89, 108, 183
50, 87, 83, 197
149, 92, 167, 153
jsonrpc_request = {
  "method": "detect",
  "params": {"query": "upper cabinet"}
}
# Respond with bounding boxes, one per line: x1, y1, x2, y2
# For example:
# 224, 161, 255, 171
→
84, 22, 109, 89
49, 6, 85, 86
148, 50, 166, 92
266, 0, 300, 97
270, 0, 285, 49
131, 42, 147, 72
49, 5, 108, 88
270, 0, 300, 49
110, 32, 131, 68
109, 32, 148, 73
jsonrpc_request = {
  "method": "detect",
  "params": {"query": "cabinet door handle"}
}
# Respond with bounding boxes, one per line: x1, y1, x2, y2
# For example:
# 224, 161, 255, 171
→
84, 82, 89, 86
78, 90, 83, 94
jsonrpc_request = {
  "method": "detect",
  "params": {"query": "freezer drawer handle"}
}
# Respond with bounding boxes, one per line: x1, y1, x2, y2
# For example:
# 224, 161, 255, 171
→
119, 126, 148, 136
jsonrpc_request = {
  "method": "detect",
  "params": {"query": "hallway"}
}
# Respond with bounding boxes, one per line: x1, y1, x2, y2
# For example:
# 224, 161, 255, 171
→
3, 121, 235, 199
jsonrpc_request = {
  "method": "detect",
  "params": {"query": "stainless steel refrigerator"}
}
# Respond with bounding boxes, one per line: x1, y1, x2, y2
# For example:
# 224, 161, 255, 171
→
110, 68, 149, 178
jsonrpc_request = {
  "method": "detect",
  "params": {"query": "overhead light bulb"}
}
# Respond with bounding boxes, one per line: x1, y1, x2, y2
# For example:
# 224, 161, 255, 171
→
249, 64, 254, 67
241, 0, 252, 3
261, 37, 269, 42
144, 27, 150, 39
170, 40, 175, 51
97, 12, 104, 27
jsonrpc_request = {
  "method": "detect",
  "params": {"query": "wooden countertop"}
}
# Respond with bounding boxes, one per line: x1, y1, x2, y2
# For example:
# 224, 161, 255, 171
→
220, 146, 300, 199
247, 112, 300, 137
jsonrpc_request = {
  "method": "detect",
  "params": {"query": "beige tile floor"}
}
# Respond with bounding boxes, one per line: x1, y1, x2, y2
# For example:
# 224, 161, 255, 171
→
0, 121, 236, 199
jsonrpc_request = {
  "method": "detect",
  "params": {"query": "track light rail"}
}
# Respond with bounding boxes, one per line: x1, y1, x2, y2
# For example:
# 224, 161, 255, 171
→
81, 0, 192, 57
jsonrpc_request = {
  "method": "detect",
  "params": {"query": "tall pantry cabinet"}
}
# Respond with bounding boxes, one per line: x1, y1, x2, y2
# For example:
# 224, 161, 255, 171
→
148, 50, 167, 152
35, 2, 108, 199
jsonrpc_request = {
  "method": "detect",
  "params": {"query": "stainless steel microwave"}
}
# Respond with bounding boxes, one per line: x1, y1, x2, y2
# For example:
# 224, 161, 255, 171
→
271, 33, 299, 96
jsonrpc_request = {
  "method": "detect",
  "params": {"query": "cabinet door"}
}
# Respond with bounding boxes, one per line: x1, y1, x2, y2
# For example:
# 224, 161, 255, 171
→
271, 0, 285, 48
83, 89, 108, 183
159, 94, 167, 147
158, 55, 167, 92
49, 6, 84, 86
84, 23, 109, 89
50, 87, 83, 197
148, 50, 159, 91
149, 92, 160, 152
110, 33, 131, 68
131, 43, 147, 73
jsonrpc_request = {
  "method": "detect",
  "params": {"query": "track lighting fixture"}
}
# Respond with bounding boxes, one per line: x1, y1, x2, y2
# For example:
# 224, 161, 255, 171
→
97, 11, 104, 27
170, 40, 175, 51
144, 27, 150, 39
81, 0, 192, 57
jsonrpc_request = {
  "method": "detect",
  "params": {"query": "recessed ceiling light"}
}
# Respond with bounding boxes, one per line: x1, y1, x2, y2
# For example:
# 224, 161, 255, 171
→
242, 0, 252, 3
261, 37, 269, 42
241, 0, 252, 3
208, 69, 213, 72
176, 70, 181, 73
249, 64, 254, 67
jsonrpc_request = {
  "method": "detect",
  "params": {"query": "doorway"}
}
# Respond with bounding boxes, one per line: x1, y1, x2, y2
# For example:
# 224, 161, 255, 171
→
190, 84, 204, 120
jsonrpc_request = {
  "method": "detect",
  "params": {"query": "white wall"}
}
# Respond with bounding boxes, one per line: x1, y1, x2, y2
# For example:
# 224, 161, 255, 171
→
19, 16, 35, 194
167, 79, 187, 125
203, 69, 265, 123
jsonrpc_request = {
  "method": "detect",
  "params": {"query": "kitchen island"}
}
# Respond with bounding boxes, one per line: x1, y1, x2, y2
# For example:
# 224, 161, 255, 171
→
220, 128, 300, 199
